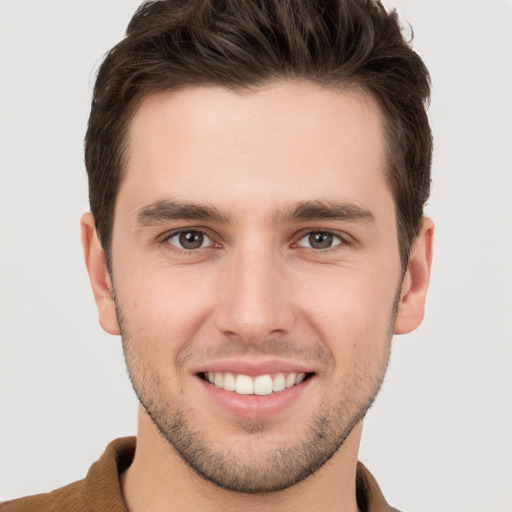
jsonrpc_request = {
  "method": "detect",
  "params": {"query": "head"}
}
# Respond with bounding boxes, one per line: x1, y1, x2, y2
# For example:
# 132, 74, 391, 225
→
85, 0, 431, 271
81, 0, 434, 496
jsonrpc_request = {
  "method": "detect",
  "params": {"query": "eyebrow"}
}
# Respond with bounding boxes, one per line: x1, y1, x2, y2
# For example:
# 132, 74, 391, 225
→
135, 198, 374, 226
136, 199, 230, 225
276, 200, 375, 224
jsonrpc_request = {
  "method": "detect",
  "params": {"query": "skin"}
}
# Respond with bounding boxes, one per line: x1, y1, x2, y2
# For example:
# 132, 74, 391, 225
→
81, 82, 433, 512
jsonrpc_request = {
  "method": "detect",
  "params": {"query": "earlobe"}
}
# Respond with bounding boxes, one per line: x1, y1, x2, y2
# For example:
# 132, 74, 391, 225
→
394, 217, 434, 335
80, 212, 120, 335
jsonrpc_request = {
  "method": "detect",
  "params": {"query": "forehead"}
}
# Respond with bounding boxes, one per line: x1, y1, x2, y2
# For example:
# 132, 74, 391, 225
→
118, 82, 391, 220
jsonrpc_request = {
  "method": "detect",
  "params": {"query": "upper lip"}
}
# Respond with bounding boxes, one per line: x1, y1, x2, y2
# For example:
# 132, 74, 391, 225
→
193, 358, 317, 376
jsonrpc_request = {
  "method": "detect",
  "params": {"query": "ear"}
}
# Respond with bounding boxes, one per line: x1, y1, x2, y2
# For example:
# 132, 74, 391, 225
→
80, 212, 120, 335
394, 217, 434, 335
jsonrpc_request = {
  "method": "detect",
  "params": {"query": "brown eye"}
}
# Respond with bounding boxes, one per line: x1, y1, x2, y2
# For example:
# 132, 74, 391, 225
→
168, 230, 210, 250
297, 231, 342, 250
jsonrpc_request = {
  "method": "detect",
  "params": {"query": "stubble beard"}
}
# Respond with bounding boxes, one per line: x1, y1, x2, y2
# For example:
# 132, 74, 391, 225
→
116, 299, 396, 494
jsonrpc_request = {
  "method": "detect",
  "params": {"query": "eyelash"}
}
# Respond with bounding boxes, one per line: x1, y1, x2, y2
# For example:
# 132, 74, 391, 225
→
162, 228, 350, 254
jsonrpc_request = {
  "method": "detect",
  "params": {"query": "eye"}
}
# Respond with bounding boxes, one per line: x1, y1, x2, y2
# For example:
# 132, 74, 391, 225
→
167, 230, 213, 250
296, 231, 343, 250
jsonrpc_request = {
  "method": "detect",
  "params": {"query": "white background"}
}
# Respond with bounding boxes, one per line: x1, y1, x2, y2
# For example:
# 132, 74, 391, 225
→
1, 1, 511, 510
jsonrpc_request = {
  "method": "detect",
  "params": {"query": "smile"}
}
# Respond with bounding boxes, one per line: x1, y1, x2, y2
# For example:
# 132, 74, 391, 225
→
201, 371, 310, 396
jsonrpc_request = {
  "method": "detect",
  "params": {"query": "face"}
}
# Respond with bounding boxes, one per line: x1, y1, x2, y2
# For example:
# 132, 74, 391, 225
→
89, 82, 420, 493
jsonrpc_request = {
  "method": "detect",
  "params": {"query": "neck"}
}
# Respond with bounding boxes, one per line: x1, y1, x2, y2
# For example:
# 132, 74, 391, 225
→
121, 406, 363, 512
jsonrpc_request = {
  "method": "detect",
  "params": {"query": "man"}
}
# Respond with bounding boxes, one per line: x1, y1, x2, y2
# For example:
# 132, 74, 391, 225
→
1, 0, 433, 510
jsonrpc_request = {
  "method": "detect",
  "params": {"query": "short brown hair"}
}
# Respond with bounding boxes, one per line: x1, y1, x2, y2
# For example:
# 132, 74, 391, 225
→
85, 0, 432, 269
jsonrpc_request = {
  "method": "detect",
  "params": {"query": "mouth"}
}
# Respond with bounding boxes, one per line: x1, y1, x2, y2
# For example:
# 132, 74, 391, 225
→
199, 371, 314, 396
194, 360, 317, 419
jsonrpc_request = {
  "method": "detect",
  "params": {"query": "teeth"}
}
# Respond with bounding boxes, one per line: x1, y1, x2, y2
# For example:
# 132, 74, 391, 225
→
235, 374, 253, 394
205, 371, 308, 395
272, 373, 286, 392
285, 373, 296, 388
254, 375, 273, 395
214, 372, 224, 388
223, 372, 236, 391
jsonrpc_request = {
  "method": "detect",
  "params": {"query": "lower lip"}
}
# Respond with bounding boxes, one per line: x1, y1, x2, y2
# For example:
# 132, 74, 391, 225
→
197, 375, 314, 420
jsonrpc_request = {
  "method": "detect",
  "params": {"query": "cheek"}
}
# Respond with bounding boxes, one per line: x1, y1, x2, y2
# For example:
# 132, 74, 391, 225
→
114, 264, 220, 353
295, 267, 399, 351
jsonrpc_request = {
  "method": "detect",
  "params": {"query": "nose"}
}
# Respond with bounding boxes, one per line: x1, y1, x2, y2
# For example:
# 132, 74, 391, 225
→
214, 244, 295, 345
